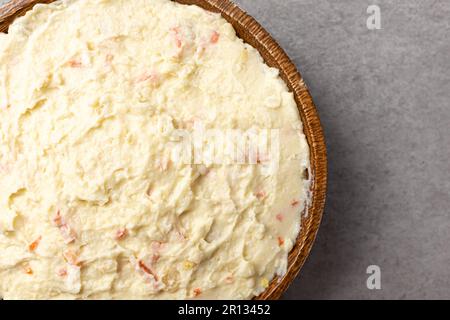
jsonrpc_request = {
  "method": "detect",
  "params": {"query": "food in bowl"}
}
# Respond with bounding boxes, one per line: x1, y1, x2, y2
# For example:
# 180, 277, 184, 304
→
0, 0, 310, 299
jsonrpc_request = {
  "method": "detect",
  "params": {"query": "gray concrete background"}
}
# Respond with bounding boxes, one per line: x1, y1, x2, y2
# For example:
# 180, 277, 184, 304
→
1, 0, 449, 299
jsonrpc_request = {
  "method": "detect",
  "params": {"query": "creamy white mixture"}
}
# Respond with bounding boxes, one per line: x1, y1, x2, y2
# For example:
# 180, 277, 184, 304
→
0, 0, 310, 299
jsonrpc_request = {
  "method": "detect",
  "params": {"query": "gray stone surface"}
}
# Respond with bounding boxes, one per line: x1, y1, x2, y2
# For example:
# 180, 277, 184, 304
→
1, 0, 449, 300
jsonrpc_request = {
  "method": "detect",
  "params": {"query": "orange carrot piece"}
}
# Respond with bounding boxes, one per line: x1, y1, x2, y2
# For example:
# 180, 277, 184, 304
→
193, 288, 202, 297
138, 260, 159, 281
28, 236, 42, 252
255, 190, 266, 200
210, 31, 220, 44
68, 59, 82, 68
115, 228, 128, 240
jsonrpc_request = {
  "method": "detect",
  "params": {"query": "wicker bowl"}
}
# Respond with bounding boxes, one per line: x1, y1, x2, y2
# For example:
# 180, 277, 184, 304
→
0, 0, 327, 300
